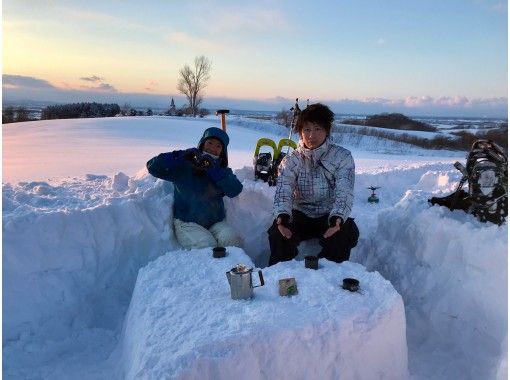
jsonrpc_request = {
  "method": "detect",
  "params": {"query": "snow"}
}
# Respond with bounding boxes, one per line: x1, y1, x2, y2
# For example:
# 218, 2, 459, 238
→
2, 115, 507, 379
121, 248, 407, 379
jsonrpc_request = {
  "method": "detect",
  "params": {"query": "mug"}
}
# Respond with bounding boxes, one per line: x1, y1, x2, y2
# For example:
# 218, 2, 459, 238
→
342, 278, 360, 292
212, 246, 226, 258
304, 255, 318, 270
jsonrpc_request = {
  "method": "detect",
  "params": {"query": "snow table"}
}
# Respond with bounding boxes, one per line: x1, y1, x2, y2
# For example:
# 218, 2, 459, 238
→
121, 247, 408, 379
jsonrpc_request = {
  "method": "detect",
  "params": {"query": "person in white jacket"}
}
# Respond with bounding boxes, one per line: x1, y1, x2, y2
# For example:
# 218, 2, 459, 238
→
268, 103, 359, 266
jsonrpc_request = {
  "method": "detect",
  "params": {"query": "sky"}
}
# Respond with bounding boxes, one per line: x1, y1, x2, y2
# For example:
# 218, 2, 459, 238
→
2, 0, 508, 117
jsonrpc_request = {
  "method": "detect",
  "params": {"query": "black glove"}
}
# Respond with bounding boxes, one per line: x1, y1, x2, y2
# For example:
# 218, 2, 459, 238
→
276, 214, 290, 227
197, 155, 213, 170
328, 216, 343, 227
183, 148, 201, 163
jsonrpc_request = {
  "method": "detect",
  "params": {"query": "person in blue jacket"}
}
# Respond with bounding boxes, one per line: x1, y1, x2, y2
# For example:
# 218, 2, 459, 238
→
147, 127, 243, 249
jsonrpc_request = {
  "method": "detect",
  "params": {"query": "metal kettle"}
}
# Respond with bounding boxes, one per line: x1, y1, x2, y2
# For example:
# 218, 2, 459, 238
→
226, 264, 265, 300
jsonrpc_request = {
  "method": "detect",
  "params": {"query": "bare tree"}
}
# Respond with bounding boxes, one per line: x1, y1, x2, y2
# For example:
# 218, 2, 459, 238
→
177, 55, 212, 117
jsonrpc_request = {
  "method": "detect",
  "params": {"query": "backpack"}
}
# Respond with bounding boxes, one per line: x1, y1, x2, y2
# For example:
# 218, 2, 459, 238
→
429, 139, 507, 225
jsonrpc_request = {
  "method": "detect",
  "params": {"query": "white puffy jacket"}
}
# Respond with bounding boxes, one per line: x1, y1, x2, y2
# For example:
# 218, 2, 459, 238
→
273, 138, 355, 222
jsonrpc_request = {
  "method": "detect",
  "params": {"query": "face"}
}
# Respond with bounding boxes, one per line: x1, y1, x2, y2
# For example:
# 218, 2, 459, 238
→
300, 121, 328, 150
202, 138, 223, 156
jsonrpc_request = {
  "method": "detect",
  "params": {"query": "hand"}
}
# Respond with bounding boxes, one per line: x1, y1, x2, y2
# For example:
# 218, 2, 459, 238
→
206, 159, 226, 181
162, 150, 189, 166
276, 216, 292, 239
183, 148, 201, 162
323, 217, 342, 238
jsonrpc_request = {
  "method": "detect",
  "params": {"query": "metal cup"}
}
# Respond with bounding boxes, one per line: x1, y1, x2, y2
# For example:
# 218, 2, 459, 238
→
304, 255, 319, 270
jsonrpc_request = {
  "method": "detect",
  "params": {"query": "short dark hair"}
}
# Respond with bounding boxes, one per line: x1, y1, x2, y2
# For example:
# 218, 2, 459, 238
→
296, 103, 335, 135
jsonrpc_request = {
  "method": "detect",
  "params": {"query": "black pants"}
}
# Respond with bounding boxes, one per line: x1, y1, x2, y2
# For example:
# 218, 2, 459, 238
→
267, 210, 359, 266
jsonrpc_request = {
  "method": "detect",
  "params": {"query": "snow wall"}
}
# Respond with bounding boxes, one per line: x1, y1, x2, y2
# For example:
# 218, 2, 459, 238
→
3, 163, 508, 379
358, 190, 508, 379
3, 173, 177, 344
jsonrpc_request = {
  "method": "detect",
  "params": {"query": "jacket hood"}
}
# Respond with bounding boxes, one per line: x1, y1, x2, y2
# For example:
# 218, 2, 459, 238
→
198, 127, 230, 167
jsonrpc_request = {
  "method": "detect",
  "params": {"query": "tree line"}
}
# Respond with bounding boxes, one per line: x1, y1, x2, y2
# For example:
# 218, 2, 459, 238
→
2, 106, 34, 124
40, 102, 121, 120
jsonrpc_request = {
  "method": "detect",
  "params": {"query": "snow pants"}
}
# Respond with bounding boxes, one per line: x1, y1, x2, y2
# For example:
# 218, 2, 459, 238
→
267, 210, 359, 266
174, 219, 242, 249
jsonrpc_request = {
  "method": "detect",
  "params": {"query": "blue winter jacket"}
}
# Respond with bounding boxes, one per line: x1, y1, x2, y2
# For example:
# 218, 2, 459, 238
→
146, 129, 242, 228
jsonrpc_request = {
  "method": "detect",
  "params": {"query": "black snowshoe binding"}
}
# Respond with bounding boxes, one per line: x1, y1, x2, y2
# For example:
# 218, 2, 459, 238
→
254, 138, 277, 183
253, 99, 302, 186
253, 138, 297, 186
429, 139, 508, 225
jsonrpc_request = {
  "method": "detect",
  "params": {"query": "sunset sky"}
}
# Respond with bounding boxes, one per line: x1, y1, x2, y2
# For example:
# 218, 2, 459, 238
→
3, 0, 508, 116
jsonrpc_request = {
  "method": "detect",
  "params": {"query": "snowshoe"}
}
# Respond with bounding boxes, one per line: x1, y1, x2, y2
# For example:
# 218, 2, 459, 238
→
428, 139, 507, 225
274, 138, 297, 168
254, 138, 277, 182
266, 138, 298, 186
465, 140, 507, 224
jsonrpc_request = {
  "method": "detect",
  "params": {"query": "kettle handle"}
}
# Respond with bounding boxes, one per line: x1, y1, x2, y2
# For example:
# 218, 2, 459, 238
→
253, 270, 264, 288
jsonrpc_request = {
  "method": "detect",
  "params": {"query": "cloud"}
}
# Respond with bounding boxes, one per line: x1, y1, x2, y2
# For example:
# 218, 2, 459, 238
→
3, 74, 56, 89
80, 75, 104, 83
98, 83, 117, 91
324, 95, 508, 117
259, 95, 507, 116
376, 38, 386, 45
78, 75, 117, 92
80, 83, 117, 92
144, 81, 158, 92
2, 73, 507, 117
267, 96, 292, 103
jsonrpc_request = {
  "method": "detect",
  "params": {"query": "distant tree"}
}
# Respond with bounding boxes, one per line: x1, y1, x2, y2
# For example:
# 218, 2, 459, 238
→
177, 55, 212, 117
41, 103, 120, 120
365, 113, 436, 131
15, 107, 31, 122
198, 108, 210, 118
146, 108, 153, 116
2, 106, 15, 124
276, 108, 293, 128
120, 103, 131, 116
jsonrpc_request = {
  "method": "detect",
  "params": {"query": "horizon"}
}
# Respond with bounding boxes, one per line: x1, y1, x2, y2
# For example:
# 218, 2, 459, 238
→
3, 98, 507, 120
3, 1, 508, 118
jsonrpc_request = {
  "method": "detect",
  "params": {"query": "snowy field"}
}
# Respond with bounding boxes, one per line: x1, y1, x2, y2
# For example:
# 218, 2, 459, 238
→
2, 115, 507, 379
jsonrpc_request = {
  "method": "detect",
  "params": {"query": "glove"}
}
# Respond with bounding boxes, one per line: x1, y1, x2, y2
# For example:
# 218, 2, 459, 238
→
206, 160, 226, 182
183, 148, 201, 163
158, 150, 187, 167
276, 214, 290, 227
328, 216, 343, 227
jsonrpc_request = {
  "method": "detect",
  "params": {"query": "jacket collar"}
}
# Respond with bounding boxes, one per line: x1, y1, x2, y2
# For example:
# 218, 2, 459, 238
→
298, 137, 331, 162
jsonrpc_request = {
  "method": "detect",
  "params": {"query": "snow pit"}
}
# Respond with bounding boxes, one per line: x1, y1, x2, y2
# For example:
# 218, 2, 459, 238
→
121, 247, 408, 379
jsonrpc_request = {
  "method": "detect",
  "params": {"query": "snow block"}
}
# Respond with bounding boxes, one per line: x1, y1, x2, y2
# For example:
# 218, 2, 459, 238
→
121, 247, 408, 379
